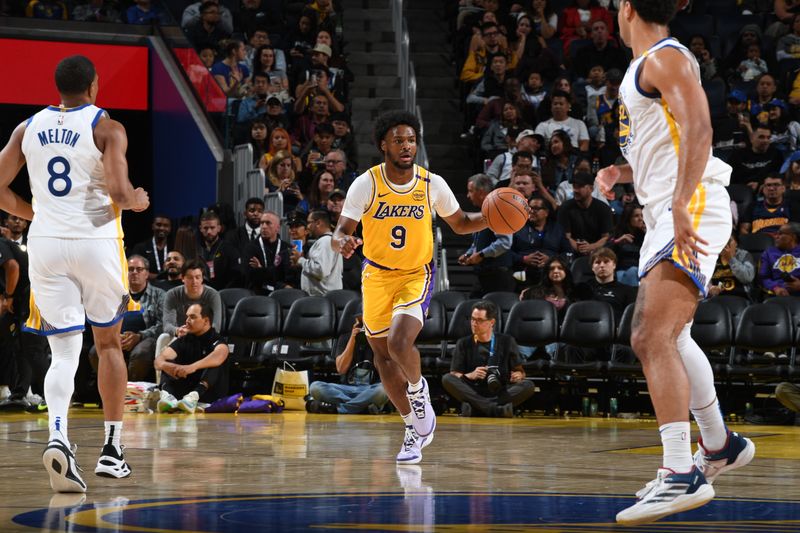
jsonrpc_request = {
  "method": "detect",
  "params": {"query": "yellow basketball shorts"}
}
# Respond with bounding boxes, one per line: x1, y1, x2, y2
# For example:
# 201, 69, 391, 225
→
361, 259, 435, 338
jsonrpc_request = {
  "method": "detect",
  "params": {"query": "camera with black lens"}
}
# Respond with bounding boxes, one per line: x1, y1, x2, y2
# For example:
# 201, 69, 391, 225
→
485, 365, 502, 394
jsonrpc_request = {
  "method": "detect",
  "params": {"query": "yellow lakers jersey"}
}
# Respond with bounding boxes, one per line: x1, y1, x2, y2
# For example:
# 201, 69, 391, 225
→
362, 164, 433, 270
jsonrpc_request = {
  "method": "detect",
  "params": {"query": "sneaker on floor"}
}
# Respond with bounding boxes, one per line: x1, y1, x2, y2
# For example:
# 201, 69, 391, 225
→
460, 402, 472, 417
396, 424, 434, 465
178, 391, 200, 414
157, 391, 178, 413
305, 399, 338, 414
616, 467, 714, 526
493, 403, 513, 418
42, 435, 87, 493
694, 430, 755, 484
95, 444, 131, 479
406, 377, 436, 437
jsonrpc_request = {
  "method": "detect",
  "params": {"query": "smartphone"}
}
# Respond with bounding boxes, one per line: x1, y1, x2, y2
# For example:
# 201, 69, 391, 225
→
291, 239, 303, 254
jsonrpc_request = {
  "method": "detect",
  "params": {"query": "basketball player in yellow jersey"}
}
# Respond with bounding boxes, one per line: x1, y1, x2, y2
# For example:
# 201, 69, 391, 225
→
596, 0, 754, 525
0, 56, 149, 493
333, 111, 488, 464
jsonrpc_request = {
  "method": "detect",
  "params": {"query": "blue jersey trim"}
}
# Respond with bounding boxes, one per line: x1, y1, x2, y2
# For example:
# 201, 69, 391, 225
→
634, 60, 660, 99
25, 116, 34, 127
87, 309, 140, 328
91, 108, 106, 129
46, 103, 91, 113
21, 324, 85, 336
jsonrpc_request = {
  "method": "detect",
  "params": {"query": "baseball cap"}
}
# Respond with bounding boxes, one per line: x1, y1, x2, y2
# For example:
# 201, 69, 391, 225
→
727, 90, 747, 103
780, 150, 800, 174
312, 43, 332, 57
266, 96, 282, 106
766, 98, 788, 111
515, 129, 536, 144
329, 188, 346, 200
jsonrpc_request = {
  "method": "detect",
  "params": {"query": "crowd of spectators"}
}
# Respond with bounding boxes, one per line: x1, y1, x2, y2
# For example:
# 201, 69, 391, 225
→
451, 0, 800, 316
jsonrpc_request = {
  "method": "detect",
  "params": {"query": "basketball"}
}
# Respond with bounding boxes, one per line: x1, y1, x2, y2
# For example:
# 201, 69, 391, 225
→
481, 187, 529, 234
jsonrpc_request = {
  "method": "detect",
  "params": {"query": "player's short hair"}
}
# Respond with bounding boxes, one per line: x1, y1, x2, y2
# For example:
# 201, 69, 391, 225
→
467, 173, 493, 193
627, 0, 678, 25
181, 259, 207, 277
127, 254, 150, 270
245, 197, 265, 208
373, 110, 421, 153
512, 151, 533, 166
472, 300, 498, 321
315, 122, 335, 137
190, 302, 214, 324
55, 55, 96, 96
199, 211, 221, 224
591, 247, 617, 265
309, 209, 332, 228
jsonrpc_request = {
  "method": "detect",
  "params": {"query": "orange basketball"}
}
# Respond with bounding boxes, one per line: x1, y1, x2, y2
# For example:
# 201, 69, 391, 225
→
481, 187, 529, 234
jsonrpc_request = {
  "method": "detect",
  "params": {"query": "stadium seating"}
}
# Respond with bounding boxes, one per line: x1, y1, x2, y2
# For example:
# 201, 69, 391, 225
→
503, 299, 559, 373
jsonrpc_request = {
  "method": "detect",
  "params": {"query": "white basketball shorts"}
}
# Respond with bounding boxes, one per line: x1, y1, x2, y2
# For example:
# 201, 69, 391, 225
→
638, 182, 732, 296
24, 237, 140, 335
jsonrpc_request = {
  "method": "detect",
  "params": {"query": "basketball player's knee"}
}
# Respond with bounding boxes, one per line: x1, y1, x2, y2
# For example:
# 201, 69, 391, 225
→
386, 331, 412, 356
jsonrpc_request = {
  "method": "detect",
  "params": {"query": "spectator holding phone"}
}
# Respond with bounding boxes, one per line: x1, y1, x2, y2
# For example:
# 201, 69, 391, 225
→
510, 196, 570, 287
266, 150, 306, 214
306, 313, 388, 414
290, 210, 341, 296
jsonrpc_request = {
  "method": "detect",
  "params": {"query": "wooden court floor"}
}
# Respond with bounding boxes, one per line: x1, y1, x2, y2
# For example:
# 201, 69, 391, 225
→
0, 409, 799, 532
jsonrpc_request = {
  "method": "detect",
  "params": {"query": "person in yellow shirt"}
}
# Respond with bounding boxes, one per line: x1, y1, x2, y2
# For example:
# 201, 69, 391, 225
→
460, 22, 517, 83
332, 111, 491, 464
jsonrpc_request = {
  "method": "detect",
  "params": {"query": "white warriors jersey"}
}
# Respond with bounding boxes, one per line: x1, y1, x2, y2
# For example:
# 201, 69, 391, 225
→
21, 104, 122, 239
618, 37, 731, 206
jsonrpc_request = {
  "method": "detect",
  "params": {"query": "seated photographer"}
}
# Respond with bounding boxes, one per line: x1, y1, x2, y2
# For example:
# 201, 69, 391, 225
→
155, 303, 229, 414
306, 315, 388, 414
442, 301, 535, 418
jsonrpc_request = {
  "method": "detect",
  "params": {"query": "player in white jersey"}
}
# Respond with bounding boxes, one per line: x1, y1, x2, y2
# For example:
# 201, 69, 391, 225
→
0, 55, 149, 493
595, 1, 755, 526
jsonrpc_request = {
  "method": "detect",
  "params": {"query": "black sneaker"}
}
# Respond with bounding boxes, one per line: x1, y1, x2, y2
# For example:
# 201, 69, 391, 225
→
95, 444, 132, 479
43, 435, 87, 493
306, 399, 338, 414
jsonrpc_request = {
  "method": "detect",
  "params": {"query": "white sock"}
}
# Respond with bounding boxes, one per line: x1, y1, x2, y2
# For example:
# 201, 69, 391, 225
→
677, 323, 728, 451
401, 412, 413, 426
660, 421, 693, 473
44, 332, 83, 442
407, 378, 423, 393
692, 399, 728, 452
104, 421, 123, 449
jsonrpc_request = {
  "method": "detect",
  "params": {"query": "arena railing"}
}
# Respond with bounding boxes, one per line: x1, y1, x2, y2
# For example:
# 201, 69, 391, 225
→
392, 0, 429, 169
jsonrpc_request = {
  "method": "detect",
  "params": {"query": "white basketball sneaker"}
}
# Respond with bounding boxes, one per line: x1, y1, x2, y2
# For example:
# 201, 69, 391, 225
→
396, 424, 434, 465
693, 430, 755, 483
42, 433, 87, 493
616, 466, 714, 526
405, 377, 436, 438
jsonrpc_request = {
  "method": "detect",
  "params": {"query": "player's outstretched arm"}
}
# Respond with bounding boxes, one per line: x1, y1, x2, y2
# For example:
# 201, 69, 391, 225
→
331, 215, 362, 259
94, 118, 149, 212
646, 48, 712, 265
442, 209, 488, 235
0, 122, 34, 220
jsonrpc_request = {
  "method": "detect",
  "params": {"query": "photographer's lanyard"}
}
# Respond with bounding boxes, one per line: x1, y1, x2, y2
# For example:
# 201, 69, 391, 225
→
489, 333, 495, 360
259, 237, 282, 267
152, 238, 166, 272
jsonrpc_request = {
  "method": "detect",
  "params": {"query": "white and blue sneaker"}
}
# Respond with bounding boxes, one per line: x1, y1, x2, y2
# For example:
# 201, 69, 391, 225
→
694, 430, 755, 483
396, 424, 434, 465
616, 466, 714, 526
406, 377, 436, 438
43, 434, 87, 493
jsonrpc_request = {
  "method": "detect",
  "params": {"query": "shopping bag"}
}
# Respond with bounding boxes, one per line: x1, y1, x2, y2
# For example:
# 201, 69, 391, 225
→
271, 362, 309, 410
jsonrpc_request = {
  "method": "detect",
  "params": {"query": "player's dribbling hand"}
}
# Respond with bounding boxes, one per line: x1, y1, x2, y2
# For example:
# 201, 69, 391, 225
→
672, 204, 708, 268
132, 187, 150, 212
596, 165, 620, 196
336, 235, 362, 258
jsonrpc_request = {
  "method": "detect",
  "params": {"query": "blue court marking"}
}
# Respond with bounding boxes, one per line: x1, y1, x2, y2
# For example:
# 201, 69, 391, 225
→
13, 492, 800, 532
